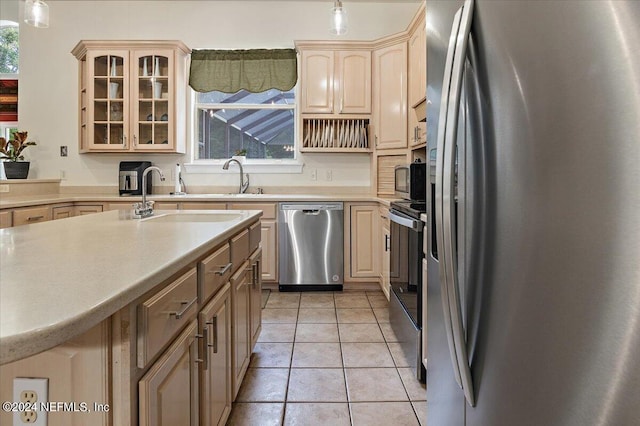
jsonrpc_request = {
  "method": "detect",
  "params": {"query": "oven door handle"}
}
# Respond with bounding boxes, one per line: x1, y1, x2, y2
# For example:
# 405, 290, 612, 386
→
389, 211, 421, 230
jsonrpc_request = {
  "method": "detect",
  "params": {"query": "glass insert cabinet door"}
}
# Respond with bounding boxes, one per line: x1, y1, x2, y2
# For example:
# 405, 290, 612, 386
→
87, 50, 129, 150
133, 50, 174, 150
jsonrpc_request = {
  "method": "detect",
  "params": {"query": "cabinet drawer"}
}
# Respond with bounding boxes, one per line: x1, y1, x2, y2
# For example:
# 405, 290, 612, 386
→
13, 206, 51, 226
199, 243, 231, 304
138, 268, 198, 368
249, 221, 260, 254
230, 229, 250, 273
228, 203, 276, 220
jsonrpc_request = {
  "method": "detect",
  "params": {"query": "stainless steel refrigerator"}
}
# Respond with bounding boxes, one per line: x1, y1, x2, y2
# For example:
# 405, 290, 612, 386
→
425, 0, 640, 424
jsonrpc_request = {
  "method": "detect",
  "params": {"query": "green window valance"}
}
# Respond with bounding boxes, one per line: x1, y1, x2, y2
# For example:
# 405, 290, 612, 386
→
189, 49, 297, 93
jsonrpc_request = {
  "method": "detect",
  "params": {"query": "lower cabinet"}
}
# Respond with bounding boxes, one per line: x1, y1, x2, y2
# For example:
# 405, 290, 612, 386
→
199, 283, 232, 426
249, 247, 263, 349
380, 207, 391, 299
0, 210, 11, 228
346, 203, 380, 280
260, 220, 277, 282
74, 204, 104, 215
231, 261, 251, 399
12, 205, 52, 226
52, 205, 75, 220
138, 320, 200, 426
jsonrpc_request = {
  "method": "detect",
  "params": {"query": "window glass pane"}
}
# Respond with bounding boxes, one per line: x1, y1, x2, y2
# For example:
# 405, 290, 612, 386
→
197, 88, 294, 105
195, 87, 296, 160
197, 108, 295, 160
0, 22, 19, 74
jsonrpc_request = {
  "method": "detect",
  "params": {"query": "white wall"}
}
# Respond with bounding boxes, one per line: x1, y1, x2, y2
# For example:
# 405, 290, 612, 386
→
17, 1, 420, 190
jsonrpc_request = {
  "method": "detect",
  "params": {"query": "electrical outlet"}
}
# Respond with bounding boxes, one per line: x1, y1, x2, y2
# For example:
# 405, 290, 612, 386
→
13, 378, 48, 425
59, 146, 68, 157
19, 411, 38, 423
59, 170, 66, 180
325, 169, 333, 181
310, 168, 317, 181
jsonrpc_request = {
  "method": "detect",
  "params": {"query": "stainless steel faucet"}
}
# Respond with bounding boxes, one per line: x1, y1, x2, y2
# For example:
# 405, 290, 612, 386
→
223, 158, 250, 193
134, 166, 165, 218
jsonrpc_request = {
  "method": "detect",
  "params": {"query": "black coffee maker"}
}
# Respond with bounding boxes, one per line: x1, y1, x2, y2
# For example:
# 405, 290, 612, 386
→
119, 161, 152, 196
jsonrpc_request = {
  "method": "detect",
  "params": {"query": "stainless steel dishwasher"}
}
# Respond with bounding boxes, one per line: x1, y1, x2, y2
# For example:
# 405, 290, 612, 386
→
278, 202, 344, 291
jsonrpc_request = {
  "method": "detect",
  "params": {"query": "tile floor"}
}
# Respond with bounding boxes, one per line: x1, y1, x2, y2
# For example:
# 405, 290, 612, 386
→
227, 290, 426, 426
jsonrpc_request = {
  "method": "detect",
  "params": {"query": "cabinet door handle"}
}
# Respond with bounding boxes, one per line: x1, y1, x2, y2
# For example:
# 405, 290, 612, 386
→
133, 135, 137, 146
340, 97, 344, 114
385, 234, 390, 252
211, 262, 232, 276
207, 317, 218, 354
169, 297, 196, 320
27, 215, 44, 221
123, 135, 127, 148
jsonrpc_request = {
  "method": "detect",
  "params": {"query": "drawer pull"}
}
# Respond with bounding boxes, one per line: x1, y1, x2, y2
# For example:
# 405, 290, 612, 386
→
200, 326, 209, 369
207, 316, 218, 354
28, 215, 44, 221
211, 262, 232, 276
168, 297, 196, 320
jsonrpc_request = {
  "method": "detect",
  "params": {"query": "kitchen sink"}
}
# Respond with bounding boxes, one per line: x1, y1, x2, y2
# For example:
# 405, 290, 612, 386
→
142, 212, 244, 223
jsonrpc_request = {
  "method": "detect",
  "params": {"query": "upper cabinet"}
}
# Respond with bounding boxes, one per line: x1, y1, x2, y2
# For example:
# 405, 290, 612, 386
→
408, 4, 427, 148
298, 48, 371, 115
408, 13, 426, 108
72, 41, 190, 154
373, 40, 408, 150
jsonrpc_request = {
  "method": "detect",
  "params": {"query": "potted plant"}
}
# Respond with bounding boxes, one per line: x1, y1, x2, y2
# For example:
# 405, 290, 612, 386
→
231, 149, 247, 163
1, 131, 36, 179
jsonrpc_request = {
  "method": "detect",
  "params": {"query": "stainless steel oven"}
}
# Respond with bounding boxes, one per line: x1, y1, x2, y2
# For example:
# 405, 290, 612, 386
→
389, 201, 427, 382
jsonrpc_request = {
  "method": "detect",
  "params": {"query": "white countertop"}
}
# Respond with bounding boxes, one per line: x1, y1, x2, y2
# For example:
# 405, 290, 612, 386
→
0, 209, 262, 365
0, 193, 394, 209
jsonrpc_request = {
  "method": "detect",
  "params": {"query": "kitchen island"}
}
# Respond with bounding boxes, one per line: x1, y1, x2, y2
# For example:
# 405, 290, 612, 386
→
0, 209, 263, 425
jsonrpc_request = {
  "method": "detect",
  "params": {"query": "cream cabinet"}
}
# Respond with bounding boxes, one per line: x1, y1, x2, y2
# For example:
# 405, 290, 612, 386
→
230, 261, 251, 399
199, 283, 232, 426
52, 205, 75, 220
299, 49, 371, 115
0, 210, 12, 228
249, 247, 263, 349
71, 40, 190, 154
75, 204, 104, 215
346, 203, 380, 280
408, 6, 427, 148
260, 220, 278, 282
12, 205, 51, 226
229, 202, 278, 282
0, 322, 111, 426
408, 17, 426, 108
380, 206, 391, 299
138, 320, 200, 426
373, 41, 408, 150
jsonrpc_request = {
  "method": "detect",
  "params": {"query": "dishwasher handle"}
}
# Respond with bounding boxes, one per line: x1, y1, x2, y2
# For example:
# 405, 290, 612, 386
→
303, 209, 321, 215
280, 202, 344, 211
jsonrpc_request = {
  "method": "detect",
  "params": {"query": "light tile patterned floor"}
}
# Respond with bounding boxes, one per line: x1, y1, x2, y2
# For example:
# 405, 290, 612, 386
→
227, 291, 426, 426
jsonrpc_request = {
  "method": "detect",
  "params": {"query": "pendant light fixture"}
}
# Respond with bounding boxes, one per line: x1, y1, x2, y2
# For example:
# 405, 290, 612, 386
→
24, 0, 49, 28
330, 0, 348, 36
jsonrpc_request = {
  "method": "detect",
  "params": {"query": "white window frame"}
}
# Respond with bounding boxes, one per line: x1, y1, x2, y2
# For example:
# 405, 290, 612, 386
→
185, 87, 304, 174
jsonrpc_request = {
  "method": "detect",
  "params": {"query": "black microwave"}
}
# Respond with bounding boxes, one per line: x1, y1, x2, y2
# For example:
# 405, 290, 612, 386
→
395, 162, 426, 201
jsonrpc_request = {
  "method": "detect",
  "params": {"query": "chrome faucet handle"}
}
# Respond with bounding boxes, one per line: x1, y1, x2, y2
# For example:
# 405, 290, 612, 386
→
133, 200, 155, 218
241, 173, 250, 193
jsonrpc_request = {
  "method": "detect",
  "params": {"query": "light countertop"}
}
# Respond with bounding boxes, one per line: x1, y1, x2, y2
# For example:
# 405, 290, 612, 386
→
0, 209, 262, 365
0, 193, 394, 209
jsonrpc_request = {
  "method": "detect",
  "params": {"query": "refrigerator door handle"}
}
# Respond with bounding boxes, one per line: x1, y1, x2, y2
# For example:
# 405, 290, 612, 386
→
443, 0, 476, 407
435, 3, 464, 389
